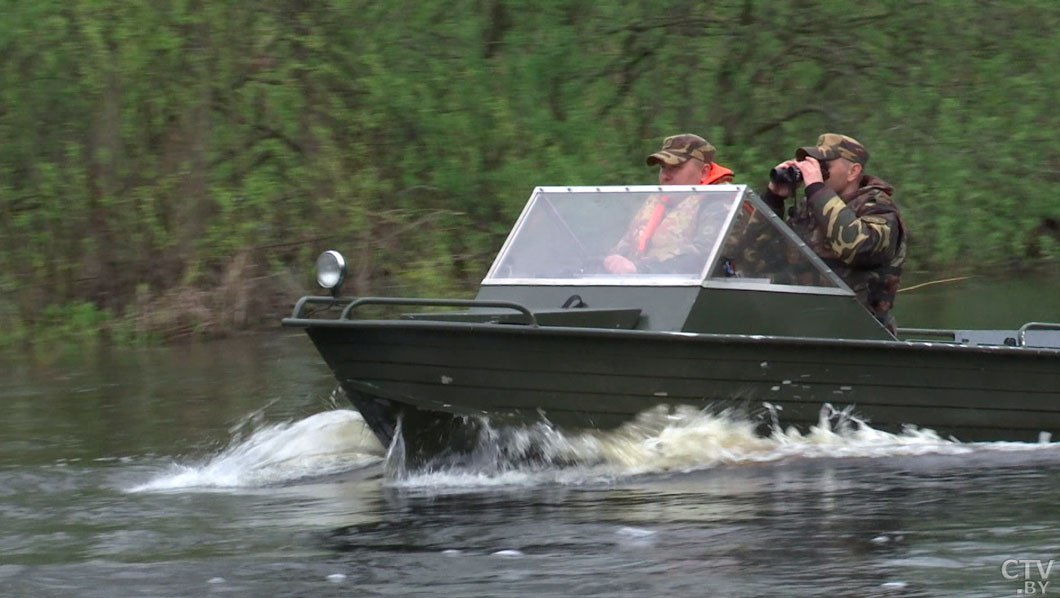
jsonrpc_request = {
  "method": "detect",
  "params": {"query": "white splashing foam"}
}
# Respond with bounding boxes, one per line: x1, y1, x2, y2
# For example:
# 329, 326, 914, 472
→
129, 409, 384, 492
128, 401, 1059, 493
388, 404, 1059, 489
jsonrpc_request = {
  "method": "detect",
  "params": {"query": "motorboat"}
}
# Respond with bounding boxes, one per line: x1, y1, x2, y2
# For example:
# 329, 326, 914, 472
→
283, 185, 1060, 464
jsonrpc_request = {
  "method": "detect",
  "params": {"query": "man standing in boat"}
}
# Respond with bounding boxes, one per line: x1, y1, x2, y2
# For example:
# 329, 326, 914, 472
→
604, 134, 734, 275
762, 134, 907, 332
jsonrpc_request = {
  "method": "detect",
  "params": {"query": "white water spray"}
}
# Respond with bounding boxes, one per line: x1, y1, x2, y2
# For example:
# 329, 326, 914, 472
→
387, 403, 1058, 489
129, 409, 383, 492
129, 400, 1058, 493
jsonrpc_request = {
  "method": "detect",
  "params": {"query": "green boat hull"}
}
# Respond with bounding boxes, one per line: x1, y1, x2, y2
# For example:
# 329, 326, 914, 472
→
295, 319, 1060, 463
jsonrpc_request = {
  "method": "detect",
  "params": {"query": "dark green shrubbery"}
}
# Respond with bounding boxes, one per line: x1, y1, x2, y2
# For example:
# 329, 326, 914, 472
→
1, 0, 1058, 345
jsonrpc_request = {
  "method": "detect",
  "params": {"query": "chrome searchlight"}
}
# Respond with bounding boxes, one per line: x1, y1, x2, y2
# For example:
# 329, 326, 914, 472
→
315, 250, 347, 296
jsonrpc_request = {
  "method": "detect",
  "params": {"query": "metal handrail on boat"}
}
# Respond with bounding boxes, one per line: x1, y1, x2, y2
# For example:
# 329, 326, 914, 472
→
290, 295, 356, 319
1019, 322, 1060, 347
898, 322, 1060, 347
339, 297, 539, 327
289, 295, 539, 326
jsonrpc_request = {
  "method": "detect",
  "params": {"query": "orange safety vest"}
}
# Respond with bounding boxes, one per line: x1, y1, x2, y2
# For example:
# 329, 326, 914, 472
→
700, 162, 734, 185
637, 162, 735, 252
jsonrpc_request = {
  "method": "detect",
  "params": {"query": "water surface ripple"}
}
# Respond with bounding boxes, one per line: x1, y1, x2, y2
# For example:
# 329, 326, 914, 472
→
2, 331, 1059, 598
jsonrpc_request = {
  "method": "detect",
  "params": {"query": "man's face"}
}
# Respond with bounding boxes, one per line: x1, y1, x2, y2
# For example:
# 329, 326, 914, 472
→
825, 158, 860, 194
658, 158, 706, 185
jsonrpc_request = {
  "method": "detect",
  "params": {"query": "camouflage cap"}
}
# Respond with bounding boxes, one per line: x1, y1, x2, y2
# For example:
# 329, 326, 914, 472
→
796, 133, 870, 166
646, 134, 716, 166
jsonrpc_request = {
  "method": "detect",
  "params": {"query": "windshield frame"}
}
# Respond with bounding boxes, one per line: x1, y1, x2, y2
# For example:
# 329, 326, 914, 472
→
482, 185, 852, 295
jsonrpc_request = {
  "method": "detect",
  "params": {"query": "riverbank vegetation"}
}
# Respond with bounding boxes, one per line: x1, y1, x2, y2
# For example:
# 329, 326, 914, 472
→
2, 1, 1058, 345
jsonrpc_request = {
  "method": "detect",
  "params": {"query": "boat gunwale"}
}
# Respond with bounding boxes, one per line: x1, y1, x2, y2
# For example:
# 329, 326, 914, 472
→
281, 316, 1060, 357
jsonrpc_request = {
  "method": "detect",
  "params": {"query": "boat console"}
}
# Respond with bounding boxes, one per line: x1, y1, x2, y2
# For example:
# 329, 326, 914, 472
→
467, 185, 893, 339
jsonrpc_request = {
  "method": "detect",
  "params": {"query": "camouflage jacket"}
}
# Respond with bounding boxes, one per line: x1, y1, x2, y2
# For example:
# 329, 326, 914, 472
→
613, 194, 726, 274
764, 176, 906, 326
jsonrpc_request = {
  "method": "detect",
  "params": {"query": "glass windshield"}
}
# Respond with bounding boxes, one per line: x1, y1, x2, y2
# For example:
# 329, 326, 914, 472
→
486, 187, 740, 283
484, 186, 845, 290
708, 198, 839, 288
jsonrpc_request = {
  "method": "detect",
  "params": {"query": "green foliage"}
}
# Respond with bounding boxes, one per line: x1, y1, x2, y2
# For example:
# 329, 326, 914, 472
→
1, 0, 1058, 345
22, 302, 110, 348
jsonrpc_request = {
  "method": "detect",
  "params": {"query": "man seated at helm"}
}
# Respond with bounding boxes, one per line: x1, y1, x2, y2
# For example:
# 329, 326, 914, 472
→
604, 134, 734, 275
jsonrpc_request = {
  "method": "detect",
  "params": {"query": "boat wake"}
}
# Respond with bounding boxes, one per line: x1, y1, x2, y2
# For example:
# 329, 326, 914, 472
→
386, 404, 1058, 489
128, 401, 1058, 493
128, 409, 383, 492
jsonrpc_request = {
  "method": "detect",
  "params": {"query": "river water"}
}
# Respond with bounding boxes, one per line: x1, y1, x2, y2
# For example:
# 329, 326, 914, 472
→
3, 273, 1060, 598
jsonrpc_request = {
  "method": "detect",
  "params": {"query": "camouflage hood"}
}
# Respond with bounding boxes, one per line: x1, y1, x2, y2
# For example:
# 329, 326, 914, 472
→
849, 175, 904, 235
855, 175, 894, 200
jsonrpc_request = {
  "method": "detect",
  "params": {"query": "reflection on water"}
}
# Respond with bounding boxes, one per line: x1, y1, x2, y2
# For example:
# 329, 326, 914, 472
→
321, 450, 1060, 598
